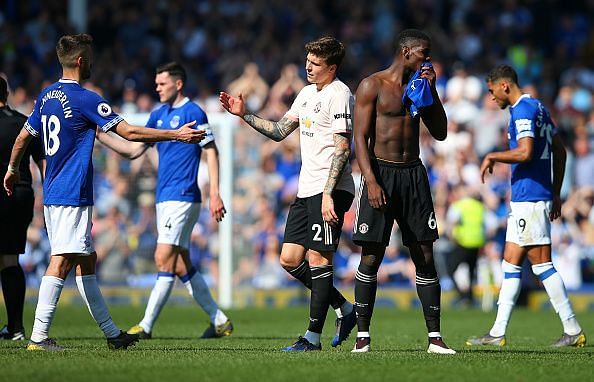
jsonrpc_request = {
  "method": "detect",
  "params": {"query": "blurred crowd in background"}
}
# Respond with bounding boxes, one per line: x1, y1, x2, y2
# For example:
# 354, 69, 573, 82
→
1, 1, 593, 298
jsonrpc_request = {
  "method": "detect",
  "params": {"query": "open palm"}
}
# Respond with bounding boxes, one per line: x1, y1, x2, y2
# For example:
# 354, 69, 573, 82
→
219, 91, 246, 117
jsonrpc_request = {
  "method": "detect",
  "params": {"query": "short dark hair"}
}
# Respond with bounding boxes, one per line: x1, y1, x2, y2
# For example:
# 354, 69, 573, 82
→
156, 62, 187, 85
396, 29, 431, 51
486, 65, 518, 85
0, 76, 7, 103
305, 36, 346, 68
56, 34, 93, 68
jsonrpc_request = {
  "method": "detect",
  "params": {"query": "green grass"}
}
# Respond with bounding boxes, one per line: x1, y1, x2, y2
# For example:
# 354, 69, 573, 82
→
1, 303, 592, 382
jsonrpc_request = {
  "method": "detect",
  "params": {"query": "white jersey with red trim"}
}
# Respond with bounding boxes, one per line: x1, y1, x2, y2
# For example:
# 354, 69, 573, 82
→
285, 79, 355, 198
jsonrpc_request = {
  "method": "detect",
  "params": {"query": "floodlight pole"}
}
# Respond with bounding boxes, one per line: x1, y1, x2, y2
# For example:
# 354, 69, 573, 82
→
216, 114, 235, 309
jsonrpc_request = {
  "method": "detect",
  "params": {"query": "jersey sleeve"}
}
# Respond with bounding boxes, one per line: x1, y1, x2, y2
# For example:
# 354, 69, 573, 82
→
80, 90, 124, 132
328, 88, 353, 134
190, 106, 215, 147
512, 103, 537, 140
24, 97, 42, 138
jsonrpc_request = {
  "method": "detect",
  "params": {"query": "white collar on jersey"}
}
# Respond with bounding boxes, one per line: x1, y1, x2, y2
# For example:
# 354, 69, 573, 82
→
171, 97, 190, 109
511, 93, 531, 108
58, 78, 79, 84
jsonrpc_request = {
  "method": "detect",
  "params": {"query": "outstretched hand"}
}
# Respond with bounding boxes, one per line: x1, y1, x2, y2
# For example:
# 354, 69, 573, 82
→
175, 121, 206, 143
219, 92, 246, 117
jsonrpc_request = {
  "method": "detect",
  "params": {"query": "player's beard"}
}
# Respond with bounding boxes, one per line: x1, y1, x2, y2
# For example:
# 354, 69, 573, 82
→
498, 99, 510, 109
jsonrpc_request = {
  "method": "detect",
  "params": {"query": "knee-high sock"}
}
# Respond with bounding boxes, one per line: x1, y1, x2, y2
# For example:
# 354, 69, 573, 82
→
354, 263, 378, 335
1, 265, 26, 333
76, 275, 120, 338
416, 271, 441, 336
286, 260, 349, 315
139, 272, 175, 333
532, 262, 582, 335
490, 261, 522, 337
182, 268, 227, 326
30, 276, 64, 343
307, 265, 333, 338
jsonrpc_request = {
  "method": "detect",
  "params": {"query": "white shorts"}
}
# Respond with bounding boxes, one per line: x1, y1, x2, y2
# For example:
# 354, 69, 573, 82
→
44, 205, 94, 256
156, 201, 200, 248
505, 201, 551, 246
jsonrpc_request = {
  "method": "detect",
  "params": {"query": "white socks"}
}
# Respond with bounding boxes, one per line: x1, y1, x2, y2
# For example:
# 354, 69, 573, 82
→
490, 261, 522, 337
183, 269, 224, 325
532, 262, 582, 335
76, 275, 120, 338
139, 272, 175, 333
31, 276, 64, 343
335, 301, 353, 319
304, 330, 321, 346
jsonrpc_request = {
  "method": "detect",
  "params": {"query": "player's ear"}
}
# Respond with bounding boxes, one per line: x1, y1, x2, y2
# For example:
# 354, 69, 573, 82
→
176, 79, 183, 91
76, 56, 83, 68
402, 46, 410, 59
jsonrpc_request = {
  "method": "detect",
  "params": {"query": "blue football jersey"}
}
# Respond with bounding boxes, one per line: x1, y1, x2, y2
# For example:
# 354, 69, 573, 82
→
507, 94, 556, 202
24, 79, 123, 206
146, 97, 214, 203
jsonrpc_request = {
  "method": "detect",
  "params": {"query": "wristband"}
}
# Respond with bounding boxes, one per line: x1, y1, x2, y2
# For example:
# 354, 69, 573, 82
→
7, 163, 18, 174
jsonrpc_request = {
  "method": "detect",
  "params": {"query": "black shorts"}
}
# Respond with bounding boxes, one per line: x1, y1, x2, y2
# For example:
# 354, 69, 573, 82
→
283, 190, 354, 252
352, 158, 438, 247
0, 185, 34, 254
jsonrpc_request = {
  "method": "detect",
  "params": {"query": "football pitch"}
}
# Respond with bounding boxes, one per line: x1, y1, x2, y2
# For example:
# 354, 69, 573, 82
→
1, 304, 592, 382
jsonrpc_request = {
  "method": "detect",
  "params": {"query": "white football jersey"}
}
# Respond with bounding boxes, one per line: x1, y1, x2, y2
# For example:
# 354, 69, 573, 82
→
286, 79, 355, 198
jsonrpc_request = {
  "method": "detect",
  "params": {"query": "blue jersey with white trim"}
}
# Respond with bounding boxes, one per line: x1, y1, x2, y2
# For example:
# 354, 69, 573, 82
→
24, 80, 123, 206
146, 97, 214, 203
508, 94, 556, 202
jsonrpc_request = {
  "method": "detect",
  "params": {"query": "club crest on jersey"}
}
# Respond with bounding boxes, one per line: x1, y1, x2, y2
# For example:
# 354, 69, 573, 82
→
358, 223, 369, 234
314, 102, 321, 113
170, 115, 180, 128
97, 103, 112, 117
157, 120, 163, 127
410, 78, 423, 90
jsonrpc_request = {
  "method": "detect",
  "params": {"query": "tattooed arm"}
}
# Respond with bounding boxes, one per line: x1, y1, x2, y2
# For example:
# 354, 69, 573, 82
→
324, 133, 351, 194
219, 91, 298, 141
322, 132, 352, 225
243, 114, 299, 142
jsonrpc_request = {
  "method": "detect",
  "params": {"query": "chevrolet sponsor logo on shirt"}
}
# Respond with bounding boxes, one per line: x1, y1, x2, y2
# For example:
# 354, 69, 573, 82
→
301, 117, 314, 137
